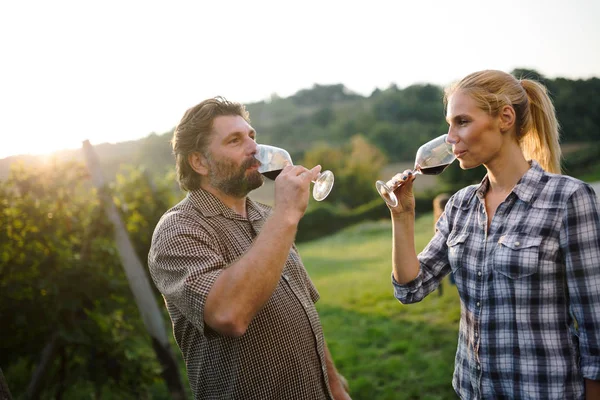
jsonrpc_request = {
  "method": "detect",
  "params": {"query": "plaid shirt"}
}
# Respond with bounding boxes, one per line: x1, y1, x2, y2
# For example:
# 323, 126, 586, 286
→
148, 189, 332, 400
393, 161, 600, 399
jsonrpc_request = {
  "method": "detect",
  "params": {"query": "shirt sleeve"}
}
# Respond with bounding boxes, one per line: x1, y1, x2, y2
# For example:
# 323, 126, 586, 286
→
560, 184, 600, 380
148, 212, 225, 334
392, 197, 454, 303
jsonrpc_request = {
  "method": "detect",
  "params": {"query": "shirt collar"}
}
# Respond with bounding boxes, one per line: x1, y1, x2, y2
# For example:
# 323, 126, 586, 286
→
511, 160, 545, 203
186, 188, 266, 221
474, 160, 545, 204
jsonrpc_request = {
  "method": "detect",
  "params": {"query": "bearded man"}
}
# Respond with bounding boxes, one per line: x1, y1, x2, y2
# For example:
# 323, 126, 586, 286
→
148, 97, 350, 400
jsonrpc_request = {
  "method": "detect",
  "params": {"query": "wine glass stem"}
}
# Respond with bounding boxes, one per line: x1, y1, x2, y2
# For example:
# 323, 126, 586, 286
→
311, 172, 323, 184
385, 169, 421, 190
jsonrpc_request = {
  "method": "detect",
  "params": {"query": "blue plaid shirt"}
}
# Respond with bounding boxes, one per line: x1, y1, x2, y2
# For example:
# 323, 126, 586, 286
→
393, 161, 600, 399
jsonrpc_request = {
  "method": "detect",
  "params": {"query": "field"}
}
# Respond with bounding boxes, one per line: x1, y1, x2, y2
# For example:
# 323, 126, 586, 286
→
297, 213, 461, 400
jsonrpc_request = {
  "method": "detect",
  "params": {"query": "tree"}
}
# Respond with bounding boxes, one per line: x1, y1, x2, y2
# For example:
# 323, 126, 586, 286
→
301, 135, 387, 209
0, 159, 184, 399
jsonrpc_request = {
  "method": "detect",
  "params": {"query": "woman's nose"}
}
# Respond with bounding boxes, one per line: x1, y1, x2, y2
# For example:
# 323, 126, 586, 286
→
446, 128, 458, 145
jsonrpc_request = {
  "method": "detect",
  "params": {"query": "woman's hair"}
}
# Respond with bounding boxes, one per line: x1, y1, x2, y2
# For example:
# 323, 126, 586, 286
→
444, 70, 561, 173
171, 97, 250, 191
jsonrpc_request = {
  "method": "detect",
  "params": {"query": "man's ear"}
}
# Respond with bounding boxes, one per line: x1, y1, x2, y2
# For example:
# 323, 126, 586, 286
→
188, 152, 209, 176
499, 104, 516, 133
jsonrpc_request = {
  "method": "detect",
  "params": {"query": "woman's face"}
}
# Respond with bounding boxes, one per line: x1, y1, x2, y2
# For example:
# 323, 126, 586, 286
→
445, 91, 505, 170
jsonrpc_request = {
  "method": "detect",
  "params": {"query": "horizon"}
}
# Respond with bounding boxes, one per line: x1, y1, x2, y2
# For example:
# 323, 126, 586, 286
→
1, 0, 599, 159
0, 72, 597, 162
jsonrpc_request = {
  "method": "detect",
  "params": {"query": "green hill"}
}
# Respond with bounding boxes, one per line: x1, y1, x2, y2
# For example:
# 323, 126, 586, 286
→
1, 69, 599, 184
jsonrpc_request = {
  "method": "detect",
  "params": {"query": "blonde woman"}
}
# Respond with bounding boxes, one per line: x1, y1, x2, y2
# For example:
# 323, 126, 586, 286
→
390, 70, 600, 399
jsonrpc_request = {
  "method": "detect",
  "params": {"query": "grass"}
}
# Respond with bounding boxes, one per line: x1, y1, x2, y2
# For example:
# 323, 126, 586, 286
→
155, 213, 460, 400
298, 214, 461, 400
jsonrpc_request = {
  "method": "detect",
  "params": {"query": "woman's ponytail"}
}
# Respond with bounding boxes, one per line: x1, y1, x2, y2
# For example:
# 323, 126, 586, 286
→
519, 79, 562, 174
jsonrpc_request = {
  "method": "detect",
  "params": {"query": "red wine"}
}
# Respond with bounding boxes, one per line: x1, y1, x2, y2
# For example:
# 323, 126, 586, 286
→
417, 163, 451, 175
262, 169, 283, 180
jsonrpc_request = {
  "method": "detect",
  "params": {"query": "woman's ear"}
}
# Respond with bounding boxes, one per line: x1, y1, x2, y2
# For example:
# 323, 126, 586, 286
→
188, 152, 209, 176
499, 104, 516, 133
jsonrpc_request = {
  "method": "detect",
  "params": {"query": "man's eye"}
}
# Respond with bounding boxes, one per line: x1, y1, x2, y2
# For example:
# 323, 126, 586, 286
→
230, 138, 240, 144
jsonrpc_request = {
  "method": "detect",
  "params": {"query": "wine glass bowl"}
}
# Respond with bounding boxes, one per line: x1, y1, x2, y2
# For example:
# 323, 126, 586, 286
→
254, 144, 334, 201
376, 134, 456, 207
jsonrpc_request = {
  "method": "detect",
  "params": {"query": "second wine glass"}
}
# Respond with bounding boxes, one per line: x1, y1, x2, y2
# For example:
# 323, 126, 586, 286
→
254, 144, 335, 201
376, 134, 456, 207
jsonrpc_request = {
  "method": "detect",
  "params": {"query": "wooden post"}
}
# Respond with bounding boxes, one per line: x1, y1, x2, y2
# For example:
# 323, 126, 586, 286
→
82, 140, 185, 399
25, 332, 60, 399
0, 368, 13, 400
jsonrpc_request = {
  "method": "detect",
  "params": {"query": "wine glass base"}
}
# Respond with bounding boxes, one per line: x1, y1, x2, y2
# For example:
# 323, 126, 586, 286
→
375, 180, 398, 207
313, 170, 334, 201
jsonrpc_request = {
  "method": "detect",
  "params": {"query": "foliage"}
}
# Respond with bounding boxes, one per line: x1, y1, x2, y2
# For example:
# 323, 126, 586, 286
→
111, 165, 178, 265
2, 70, 600, 192
298, 192, 439, 243
1, 68, 600, 399
562, 142, 600, 181
0, 160, 178, 399
301, 135, 387, 209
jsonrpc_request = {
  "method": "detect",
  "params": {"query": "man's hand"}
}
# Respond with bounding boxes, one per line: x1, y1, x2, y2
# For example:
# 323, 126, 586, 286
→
273, 164, 321, 224
329, 372, 351, 400
338, 373, 350, 393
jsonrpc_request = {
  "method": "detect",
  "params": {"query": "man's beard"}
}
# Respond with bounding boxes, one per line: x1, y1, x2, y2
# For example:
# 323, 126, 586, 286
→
206, 154, 264, 198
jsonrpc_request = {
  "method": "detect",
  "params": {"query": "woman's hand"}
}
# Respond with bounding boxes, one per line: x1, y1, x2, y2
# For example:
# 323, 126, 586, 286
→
388, 169, 417, 216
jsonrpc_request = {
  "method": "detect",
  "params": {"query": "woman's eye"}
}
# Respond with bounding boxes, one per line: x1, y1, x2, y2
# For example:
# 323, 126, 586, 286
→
459, 119, 469, 126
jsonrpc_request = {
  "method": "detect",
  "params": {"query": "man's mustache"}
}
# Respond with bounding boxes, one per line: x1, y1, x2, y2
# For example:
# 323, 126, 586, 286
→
242, 156, 260, 170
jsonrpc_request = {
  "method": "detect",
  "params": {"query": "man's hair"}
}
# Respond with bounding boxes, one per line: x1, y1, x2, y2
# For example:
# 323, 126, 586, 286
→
171, 97, 250, 191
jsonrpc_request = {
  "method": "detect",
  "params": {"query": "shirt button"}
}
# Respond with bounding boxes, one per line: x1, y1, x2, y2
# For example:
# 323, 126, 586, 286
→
475, 332, 478, 337
477, 271, 482, 277
514, 241, 520, 246
282, 274, 289, 281
477, 365, 481, 370
476, 302, 481, 307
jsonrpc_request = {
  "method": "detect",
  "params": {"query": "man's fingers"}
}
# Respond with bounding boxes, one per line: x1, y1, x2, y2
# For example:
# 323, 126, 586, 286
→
309, 165, 322, 180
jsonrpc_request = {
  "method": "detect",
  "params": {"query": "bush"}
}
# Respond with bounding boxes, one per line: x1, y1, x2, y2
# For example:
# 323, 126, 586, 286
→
297, 192, 438, 243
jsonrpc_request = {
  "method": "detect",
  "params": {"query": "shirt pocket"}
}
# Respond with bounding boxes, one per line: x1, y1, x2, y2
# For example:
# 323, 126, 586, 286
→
493, 233, 542, 279
446, 232, 469, 273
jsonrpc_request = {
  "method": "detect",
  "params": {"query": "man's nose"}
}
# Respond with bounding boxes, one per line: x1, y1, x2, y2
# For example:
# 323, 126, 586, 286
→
247, 138, 258, 154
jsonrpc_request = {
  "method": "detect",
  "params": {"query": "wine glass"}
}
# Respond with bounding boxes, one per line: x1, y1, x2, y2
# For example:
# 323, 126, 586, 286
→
254, 144, 335, 201
375, 134, 456, 207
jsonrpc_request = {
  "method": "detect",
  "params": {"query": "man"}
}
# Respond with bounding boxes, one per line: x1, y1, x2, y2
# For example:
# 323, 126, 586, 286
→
148, 97, 351, 400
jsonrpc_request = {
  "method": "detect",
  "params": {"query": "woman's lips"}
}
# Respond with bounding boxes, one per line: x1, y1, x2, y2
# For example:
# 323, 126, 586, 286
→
454, 150, 467, 158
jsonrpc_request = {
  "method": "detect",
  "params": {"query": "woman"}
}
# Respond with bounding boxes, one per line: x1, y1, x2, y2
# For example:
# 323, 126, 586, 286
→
390, 70, 600, 399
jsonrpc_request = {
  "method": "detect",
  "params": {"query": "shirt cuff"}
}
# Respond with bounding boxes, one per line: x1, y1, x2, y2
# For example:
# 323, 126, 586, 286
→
581, 355, 600, 381
391, 270, 423, 300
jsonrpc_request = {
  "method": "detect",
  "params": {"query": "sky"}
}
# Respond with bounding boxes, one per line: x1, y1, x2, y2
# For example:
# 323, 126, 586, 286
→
1, 0, 599, 159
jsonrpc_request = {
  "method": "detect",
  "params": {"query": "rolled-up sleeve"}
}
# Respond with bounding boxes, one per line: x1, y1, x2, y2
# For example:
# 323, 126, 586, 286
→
392, 199, 454, 304
148, 212, 225, 333
561, 184, 600, 380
